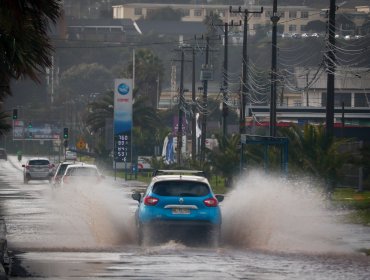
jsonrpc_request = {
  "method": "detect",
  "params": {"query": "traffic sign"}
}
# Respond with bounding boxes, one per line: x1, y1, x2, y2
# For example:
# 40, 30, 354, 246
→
77, 139, 86, 150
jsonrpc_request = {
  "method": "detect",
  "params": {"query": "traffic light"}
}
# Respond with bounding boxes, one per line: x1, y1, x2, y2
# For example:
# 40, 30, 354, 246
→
12, 109, 18, 120
28, 122, 32, 128
63, 128, 69, 139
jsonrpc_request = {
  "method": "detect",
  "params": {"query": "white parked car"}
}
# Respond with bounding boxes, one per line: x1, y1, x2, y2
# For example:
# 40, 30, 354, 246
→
60, 163, 104, 186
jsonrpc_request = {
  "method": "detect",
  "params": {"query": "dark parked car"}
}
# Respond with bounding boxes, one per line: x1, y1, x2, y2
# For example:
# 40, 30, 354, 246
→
0, 149, 7, 160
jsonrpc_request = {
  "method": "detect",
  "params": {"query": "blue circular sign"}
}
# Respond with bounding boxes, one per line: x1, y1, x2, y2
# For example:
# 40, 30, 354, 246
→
117, 83, 130, 95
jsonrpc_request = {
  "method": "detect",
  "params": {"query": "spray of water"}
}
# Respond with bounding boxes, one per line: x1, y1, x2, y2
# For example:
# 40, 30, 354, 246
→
43, 180, 136, 249
221, 170, 353, 253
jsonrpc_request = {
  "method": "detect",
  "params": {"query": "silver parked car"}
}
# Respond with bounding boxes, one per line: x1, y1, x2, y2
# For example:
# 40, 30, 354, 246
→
22, 158, 55, 184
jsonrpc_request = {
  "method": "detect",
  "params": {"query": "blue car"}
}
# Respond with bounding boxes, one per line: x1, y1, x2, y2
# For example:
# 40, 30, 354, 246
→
132, 170, 224, 246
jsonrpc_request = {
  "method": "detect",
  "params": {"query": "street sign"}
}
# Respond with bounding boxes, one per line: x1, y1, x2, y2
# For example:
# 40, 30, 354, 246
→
77, 139, 86, 150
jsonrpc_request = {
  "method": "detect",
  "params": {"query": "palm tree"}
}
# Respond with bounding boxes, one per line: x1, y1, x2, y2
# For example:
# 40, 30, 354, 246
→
0, 0, 62, 97
123, 48, 164, 108
85, 90, 162, 156
208, 134, 240, 188
279, 124, 354, 191
0, 111, 11, 135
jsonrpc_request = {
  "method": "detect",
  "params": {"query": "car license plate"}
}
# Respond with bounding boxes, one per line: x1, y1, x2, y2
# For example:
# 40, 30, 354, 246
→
172, 208, 190, 214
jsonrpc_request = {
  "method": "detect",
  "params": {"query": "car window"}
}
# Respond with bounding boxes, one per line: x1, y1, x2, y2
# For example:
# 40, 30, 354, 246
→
152, 181, 210, 197
0, 150, 5, 155
66, 167, 98, 176
28, 160, 50, 165
57, 164, 70, 176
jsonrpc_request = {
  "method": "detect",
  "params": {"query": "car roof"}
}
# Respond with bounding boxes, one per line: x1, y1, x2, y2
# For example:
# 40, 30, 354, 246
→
152, 170, 209, 185
151, 174, 210, 185
150, 170, 209, 183
59, 161, 77, 165
28, 157, 50, 161
65, 163, 98, 169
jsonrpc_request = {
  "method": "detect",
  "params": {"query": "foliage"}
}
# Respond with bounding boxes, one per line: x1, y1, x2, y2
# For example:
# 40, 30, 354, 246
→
0, 110, 12, 135
208, 134, 240, 187
305, 20, 327, 33
55, 63, 113, 104
85, 90, 114, 133
0, 0, 62, 98
146, 7, 183, 21
279, 124, 355, 190
85, 90, 163, 158
123, 49, 164, 108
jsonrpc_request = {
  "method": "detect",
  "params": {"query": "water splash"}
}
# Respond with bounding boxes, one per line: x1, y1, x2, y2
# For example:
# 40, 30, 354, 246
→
43, 180, 136, 249
221, 170, 353, 253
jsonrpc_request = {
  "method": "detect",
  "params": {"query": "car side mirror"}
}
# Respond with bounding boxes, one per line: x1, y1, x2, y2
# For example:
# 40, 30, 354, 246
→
132, 192, 141, 202
22, 164, 25, 167
215, 194, 224, 203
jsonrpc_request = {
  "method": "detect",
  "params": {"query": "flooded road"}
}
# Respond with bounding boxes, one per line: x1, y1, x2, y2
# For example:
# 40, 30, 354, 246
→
0, 157, 369, 279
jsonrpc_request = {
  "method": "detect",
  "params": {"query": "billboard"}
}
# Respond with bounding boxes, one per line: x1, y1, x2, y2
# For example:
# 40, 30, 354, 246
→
13, 120, 60, 140
114, 78, 133, 163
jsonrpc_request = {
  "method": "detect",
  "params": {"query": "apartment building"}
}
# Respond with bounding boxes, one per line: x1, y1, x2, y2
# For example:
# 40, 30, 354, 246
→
112, 3, 322, 35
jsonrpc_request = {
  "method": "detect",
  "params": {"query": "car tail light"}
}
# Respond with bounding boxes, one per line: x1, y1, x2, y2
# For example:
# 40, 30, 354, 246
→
144, 196, 159, 206
62, 176, 69, 184
204, 197, 218, 207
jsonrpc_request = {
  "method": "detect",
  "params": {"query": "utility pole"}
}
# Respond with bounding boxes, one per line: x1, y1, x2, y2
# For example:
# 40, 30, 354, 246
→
200, 36, 210, 164
177, 49, 185, 165
213, 20, 241, 137
230, 5, 263, 172
230, 6, 263, 135
191, 48, 197, 161
222, 22, 229, 137
270, 0, 280, 137
326, 0, 336, 139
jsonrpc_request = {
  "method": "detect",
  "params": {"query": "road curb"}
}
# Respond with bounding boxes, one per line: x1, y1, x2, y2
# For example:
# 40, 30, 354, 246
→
0, 219, 8, 279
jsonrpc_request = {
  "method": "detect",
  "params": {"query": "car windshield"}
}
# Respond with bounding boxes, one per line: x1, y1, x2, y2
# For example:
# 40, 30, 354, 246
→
66, 167, 98, 176
28, 160, 49, 165
152, 181, 210, 197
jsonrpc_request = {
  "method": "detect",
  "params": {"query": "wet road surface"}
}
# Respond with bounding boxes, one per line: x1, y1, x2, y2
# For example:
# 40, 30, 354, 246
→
0, 157, 369, 279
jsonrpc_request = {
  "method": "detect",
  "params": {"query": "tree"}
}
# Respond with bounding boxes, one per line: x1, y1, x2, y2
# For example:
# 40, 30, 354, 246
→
85, 90, 162, 157
56, 63, 113, 104
0, 111, 11, 136
146, 7, 183, 21
0, 0, 62, 98
208, 133, 240, 187
305, 20, 327, 33
124, 49, 164, 108
279, 124, 354, 191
